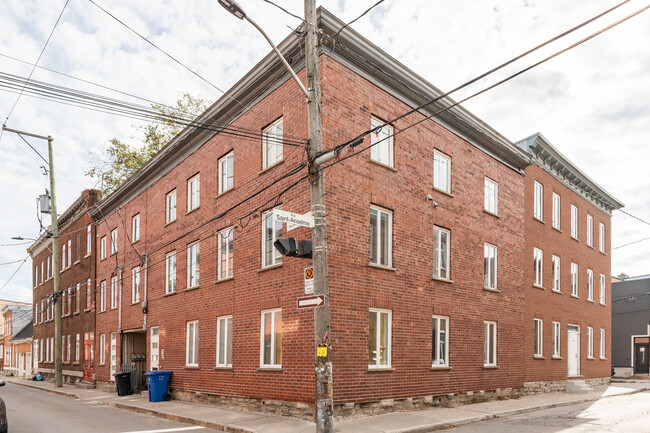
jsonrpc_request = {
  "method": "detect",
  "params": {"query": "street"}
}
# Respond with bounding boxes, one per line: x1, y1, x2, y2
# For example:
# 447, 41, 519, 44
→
446, 390, 650, 433
0, 383, 221, 433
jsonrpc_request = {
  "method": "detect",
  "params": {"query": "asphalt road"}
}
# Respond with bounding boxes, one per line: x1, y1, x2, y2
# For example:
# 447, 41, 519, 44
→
0, 383, 222, 433
447, 390, 650, 433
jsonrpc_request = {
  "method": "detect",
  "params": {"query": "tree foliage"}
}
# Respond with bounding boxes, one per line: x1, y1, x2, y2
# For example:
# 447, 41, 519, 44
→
86, 93, 209, 195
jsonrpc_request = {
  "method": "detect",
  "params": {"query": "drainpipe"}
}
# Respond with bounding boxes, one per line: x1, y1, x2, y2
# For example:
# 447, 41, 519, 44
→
142, 254, 148, 330
118, 267, 123, 334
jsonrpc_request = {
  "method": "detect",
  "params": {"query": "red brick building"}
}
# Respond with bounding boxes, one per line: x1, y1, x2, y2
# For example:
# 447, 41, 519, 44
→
28, 189, 101, 383
1, 304, 32, 376
516, 133, 623, 392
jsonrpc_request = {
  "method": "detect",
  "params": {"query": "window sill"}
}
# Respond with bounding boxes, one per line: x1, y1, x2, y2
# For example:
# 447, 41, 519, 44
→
100, 257, 106, 261
600, 357, 607, 360
432, 276, 453, 284
73, 311, 79, 316
74, 260, 81, 266
185, 286, 200, 292
163, 291, 177, 297
84, 253, 91, 259
164, 219, 177, 227
214, 366, 233, 370
552, 226, 562, 233
73, 362, 80, 365
571, 236, 580, 242
483, 365, 499, 369
84, 308, 92, 313
259, 159, 284, 175
430, 365, 452, 370
368, 263, 396, 272
534, 355, 545, 359
367, 367, 395, 372
587, 356, 595, 360
552, 289, 562, 294
483, 209, 500, 218
130, 302, 140, 306
599, 250, 607, 256
571, 294, 579, 299
259, 263, 283, 273
185, 206, 200, 216
184, 365, 199, 370
552, 356, 563, 360
132, 239, 140, 245
483, 287, 500, 293
587, 299, 594, 303
257, 367, 283, 372
600, 302, 606, 306
587, 244, 595, 250
533, 217, 545, 224
215, 277, 234, 284
215, 187, 234, 199
432, 187, 453, 198
533, 284, 545, 290
369, 158, 397, 172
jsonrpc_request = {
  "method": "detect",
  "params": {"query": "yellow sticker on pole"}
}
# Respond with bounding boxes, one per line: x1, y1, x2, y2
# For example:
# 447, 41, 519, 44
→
317, 345, 328, 357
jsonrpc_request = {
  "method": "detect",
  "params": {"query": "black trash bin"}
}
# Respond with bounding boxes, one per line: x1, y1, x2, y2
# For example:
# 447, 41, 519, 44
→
114, 371, 133, 396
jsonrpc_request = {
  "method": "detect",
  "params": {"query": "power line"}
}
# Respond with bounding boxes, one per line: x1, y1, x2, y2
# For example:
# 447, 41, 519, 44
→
16, 133, 49, 165
616, 209, 650, 226
613, 237, 650, 250
260, 0, 305, 23
332, 0, 385, 40
0, 242, 32, 247
0, 255, 29, 292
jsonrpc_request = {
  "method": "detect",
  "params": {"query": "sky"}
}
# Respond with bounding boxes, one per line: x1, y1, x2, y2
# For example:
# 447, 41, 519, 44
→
0, 0, 648, 304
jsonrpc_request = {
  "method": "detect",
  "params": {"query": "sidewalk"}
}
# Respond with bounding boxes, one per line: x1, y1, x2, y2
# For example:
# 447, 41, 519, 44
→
3, 376, 649, 433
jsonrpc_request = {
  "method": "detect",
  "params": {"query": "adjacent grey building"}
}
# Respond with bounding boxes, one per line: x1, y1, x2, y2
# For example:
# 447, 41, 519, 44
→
612, 275, 650, 376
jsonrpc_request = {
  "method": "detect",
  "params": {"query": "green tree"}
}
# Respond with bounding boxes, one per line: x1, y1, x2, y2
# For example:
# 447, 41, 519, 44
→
86, 93, 209, 195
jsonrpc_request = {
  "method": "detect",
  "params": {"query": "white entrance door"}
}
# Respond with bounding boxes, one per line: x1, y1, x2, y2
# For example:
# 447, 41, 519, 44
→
568, 325, 580, 376
150, 327, 159, 370
110, 332, 117, 382
18, 353, 24, 377
25, 352, 32, 376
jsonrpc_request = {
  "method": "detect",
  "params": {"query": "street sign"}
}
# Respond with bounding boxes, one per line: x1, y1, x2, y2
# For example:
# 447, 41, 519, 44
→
273, 209, 314, 231
304, 266, 314, 294
297, 295, 324, 309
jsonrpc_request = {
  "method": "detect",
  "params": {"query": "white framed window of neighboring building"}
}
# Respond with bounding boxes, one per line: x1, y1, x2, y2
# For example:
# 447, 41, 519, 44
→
187, 242, 200, 288
262, 117, 283, 169
67, 239, 72, 267
433, 226, 450, 280
432, 315, 449, 367
186, 320, 199, 367
86, 225, 92, 255
218, 227, 233, 280
369, 308, 391, 368
47, 256, 51, 279
534, 319, 543, 357
534, 181, 543, 221
75, 333, 80, 363
552, 321, 561, 358
600, 274, 606, 305
166, 251, 177, 294
484, 177, 498, 215
187, 174, 200, 212
586, 214, 593, 247
100, 236, 106, 260
370, 205, 392, 268
370, 116, 393, 167
75, 283, 80, 313
110, 229, 118, 255
484, 321, 497, 367
61, 244, 66, 270
66, 335, 71, 363
132, 214, 140, 242
599, 223, 605, 253
67, 287, 72, 315
533, 248, 543, 287
218, 152, 234, 194
600, 329, 606, 359
100, 280, 106, 312
86, 279, 92, 309
260, 308, 282, 368
40, 340, 43, 363
216, 315, 233, 368
587, 327, 594, 358
262, 209, 283, 268
552, 192, 560, 229
132, 267, 140, 304
110, 276, 118, 309
40, 262, 44, 285
166, 189, 177, 223
40, 300, 44, 323
587, 269, 594, 302
99, 333, 105, 365
571, 205, 578, 239
433, 150, 451, 193
552, 255, 561, 292
571, 262, 578, 297
484, 243, 497, 290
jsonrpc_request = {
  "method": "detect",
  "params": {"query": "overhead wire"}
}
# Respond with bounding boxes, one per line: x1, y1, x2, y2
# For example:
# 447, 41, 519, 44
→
332, 0, 385, 41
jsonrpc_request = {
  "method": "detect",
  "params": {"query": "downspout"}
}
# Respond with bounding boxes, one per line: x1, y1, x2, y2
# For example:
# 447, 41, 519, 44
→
142, 254, 148, 330
118, 267, 123, 333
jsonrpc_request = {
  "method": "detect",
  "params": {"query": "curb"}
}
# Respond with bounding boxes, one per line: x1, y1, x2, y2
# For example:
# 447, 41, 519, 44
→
6, 379, 79, 399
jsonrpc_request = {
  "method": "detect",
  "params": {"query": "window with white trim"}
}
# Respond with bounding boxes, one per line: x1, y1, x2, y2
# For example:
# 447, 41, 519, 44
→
534, 319, 543, 357
187, 242, 200, 288
484, 321, 497, 367
534, 181, 543, 220
432, 315, 449, 367
370, 206, 392, 267
533, 248, 543, 287
552, 255, 561, 292
216, 315, 232, 368
586, 214, 593, 247
484, 177, 498, 214
433, 150, 451, 193
433, 226, 450, 280
61, 244, 66, 270
99, 333, 105, 365
100, 280, 106, 312
75, 333, 80, 363
86, 225, 92, 255
587, 327, 594, 358
187, 174, 200, 212
552, 192, 560, 229
599, 223, 605, 253
571, 262, 578, 297
67, 239, 72, 267
86, 279, 92, 309
262, 118, 283, 169
110, 276, 118, 309
484, 243, 497, 290
369, 308, 391, 368
186, 320, 199, 367
100, 236, 106, 260
40, 300, 44, 323
218, 152, 234, 194
599, 274, 606, 305
262, 209, 283, 268
370, 116, 393, 167
67, 287, 72, 314
552, 321, 561, 358
132, 267, 140, 303
166, 189, 177, 223
110, 229, 118, 255
260, 308, 282, 368
75, 283, 80, 313
600, 329, 606, 358
218, 227, 233, 280
587, 269, 594, 301
570, 205, 578, 239
132, 214, 140, 242
166, 251, 176, 294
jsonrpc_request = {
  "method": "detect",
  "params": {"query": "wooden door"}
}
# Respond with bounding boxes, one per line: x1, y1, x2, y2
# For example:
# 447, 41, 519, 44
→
83, 332, 95, 382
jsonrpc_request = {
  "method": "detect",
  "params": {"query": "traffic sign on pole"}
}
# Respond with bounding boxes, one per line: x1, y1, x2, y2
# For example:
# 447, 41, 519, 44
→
297, 295, 324, 309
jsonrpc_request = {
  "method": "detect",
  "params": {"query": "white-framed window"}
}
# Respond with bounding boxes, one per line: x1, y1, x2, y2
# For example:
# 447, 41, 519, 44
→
262, 209, 283, 268
39, 339, 43, 362
433, 150, 451, 193
40, 300, 44, 323
45, 338, 50, 363
599, 274, 606, 305
484, 321, 497, 367
187, 242, 200, 288
571, 262, 578, 297
66, 335, 71, 363
110, 276, 118, 309
431, 315, 449, 367
533, 247, 543, 287
86, 279, 92, 309
260, 308, 282, 368
370, 116, 393, 167
132, 214, 140, 242
600, 329, 606, 359
534, 319, 543, 357
67, 239, 72, 267
370, 205, 392, 267
587, 327, 594, 358
100, 236, 106, 260
100, 280, 106, 312
218, 227, 233, 280
571, 205, 578, 239
47, 256, 51, 279
534, 181, 543, 220
61, 244, 66, 270
40, 262, 44, 285
86, 225, 92, 255
216, 315, 233, 368
369, 308, 391, 368
99, 333, 105, 365
34, 305, 37, 324
110, 229, 118, 255
62, 290, 66, 316
586, 214, 593, 247
262, 117, 283, 169
599, 223, 605, 253
186, 320, 199, 367
67, 287, 72, 315
132, 267, 140, 303
484, 243, 497, 290
166, 189, 177, 223
75, 283, 80, 313
218, 152, 234, 194
166, 251, 177, 294
187, 174, 200, 212
552, 255, 561, 292
552, 321, 561, 358
50, 337, 54, 363
484, 177, 498, 214
34, 265, 38, 288
587, 269, 594, 301
110, 333, 117, 379
552, 192, 560, 229
433, 226, 450, 280
75, 333, 80, 363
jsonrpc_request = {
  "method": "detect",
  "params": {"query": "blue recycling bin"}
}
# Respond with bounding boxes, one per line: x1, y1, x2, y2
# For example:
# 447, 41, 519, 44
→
144, 370, 172, 402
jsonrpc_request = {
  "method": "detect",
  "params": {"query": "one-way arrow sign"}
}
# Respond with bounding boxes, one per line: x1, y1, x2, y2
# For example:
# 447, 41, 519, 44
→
297, 295, 325, 309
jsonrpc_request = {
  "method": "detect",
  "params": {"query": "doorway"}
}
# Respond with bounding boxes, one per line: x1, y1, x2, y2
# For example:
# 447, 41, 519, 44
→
567, 325, 580, 376
121, 331, 147, 392
635, 343, 649, 374
83, 332, 95, 382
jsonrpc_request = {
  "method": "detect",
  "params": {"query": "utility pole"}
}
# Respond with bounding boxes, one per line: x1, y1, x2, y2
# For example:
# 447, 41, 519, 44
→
2, 126, 62, 387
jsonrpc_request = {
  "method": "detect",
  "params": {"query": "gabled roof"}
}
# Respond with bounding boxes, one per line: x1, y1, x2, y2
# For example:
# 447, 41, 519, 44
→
10, 321, 32, 343
516, 132, 624, 214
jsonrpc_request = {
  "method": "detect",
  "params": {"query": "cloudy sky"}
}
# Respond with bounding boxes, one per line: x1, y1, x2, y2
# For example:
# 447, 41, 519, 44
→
1, 0, 648, 303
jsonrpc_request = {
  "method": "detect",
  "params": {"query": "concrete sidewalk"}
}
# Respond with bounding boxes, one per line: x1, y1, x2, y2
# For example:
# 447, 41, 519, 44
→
3, 376, 649, 433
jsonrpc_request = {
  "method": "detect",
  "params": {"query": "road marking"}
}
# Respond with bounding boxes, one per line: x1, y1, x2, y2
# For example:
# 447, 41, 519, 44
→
122, 427, 205, 433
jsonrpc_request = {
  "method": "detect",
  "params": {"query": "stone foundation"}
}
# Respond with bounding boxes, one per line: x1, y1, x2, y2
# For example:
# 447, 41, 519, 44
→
524, 377, 610, 395
613, 367, 633, 378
